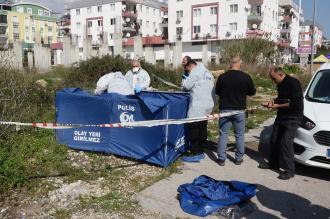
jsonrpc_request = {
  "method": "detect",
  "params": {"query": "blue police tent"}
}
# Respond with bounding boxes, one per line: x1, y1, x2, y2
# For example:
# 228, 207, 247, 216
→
55, 88, 190, 167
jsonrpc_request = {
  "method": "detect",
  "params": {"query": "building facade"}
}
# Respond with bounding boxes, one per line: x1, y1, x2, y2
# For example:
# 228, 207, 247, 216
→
278, 0, 302, 63
0, 1, 58, 47
66, 0, 166, 52
168, 0, 279, 61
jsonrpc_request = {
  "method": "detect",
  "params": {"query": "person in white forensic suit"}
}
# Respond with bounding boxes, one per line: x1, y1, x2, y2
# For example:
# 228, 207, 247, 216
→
125, 60, 150, 94
182, 60, 215, 154
94, 68, 133, 95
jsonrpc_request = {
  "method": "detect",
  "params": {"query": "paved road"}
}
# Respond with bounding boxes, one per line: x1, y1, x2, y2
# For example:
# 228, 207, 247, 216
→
138, 119, 330, 219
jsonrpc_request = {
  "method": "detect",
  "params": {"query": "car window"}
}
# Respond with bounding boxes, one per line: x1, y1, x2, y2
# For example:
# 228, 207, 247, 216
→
306, 70, 330, 104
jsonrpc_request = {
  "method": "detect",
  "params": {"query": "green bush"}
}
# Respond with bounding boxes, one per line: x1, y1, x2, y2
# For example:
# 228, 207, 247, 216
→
283, 64, 304, 75
61, 56, 181, 90
0, 70, 55, 138
219, 38, 277, 64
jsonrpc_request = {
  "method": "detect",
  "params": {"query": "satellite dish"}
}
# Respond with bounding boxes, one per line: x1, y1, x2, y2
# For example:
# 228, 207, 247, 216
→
126, 33, 131, 37
252, 24, 257, 29
126, 17, 130, 22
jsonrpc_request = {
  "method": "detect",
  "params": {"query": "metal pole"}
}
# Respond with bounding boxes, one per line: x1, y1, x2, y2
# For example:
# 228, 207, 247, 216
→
310, 0, 317, 75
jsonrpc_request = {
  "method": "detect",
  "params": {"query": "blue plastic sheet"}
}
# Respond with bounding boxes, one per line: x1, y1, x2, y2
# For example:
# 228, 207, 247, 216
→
181, 153, 205, 163
177, 175, 256, 217
55, 89, 190, 167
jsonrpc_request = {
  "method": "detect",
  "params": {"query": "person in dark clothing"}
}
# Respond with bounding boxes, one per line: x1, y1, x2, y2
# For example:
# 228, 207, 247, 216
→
259, 67, 304, 180
215, 57, 256, 166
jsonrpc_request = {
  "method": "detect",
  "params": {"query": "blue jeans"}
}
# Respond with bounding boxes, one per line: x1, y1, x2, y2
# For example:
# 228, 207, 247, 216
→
218, 111, 246, 161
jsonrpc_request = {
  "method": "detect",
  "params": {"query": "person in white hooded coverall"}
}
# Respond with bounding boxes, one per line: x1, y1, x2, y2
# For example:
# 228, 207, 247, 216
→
182, 60, 215, 154
95, 68, 133, 95
125, 60, 150, 94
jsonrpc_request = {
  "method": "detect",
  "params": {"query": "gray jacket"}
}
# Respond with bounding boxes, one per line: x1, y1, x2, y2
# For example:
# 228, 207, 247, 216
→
125, 68, 150, 91
182, 64, 215, 118
95, 71, 133, 95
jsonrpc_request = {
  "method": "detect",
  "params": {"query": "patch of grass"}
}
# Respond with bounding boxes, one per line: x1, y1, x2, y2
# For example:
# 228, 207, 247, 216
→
79, 191, 139, 213
246, 109, 275, 130
51, 208, 71, 219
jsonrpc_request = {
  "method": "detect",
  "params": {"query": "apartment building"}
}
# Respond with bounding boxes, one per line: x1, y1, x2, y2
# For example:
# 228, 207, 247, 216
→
0, 1, 58, 47
278, 0, 302, 63
66, 0, 166, 52
168, 0, 279, 61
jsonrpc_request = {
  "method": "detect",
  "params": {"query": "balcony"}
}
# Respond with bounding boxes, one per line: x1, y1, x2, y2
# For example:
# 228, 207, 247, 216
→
277, 39, 291, 48
0, 22, 7, 27
246, 29, 264, 38
160, 22, 168, 28
248, 0, 264, 5
282, 15, 292, 23
248, 12, 263, 23
280, 28, 291, 33
122, 26, 136, 33
122, 11, 137, 19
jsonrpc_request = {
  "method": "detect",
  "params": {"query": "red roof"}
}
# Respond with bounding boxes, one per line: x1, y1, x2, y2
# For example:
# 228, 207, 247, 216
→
51, 42, 63, 50
123, 36, 167, 46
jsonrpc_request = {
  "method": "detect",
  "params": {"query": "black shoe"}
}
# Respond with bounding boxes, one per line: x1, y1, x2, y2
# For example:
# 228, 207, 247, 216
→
216, 159, 225, 166
258, 162, 278, 170
258, 162, 270, 169
278, 171, 294, 180
234, 159, 243, 165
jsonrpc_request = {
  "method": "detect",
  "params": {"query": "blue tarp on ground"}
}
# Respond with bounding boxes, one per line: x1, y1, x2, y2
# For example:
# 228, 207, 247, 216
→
178, 175, 256, 217
55, 88, 190, 167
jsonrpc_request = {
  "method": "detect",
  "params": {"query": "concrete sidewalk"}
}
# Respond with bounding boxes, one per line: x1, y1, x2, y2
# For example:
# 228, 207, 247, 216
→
137, 119, 330, 218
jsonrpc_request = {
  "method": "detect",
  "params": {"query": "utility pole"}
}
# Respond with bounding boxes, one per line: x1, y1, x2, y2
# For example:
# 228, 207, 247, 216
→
310, 0, 317, 75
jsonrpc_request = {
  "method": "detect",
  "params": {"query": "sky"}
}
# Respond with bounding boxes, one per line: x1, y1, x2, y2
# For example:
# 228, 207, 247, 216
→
28, 0, 329, 38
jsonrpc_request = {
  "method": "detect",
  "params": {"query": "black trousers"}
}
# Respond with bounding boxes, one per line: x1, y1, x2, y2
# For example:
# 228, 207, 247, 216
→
269, 119, 300, 174
187, 121, 208, 153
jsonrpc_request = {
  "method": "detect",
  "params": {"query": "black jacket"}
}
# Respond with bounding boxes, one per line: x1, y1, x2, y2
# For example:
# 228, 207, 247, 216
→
276, 75, 304, 121
215, 70, 256, 110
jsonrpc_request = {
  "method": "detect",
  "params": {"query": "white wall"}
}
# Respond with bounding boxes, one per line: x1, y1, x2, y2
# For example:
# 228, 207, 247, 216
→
70, 2, 163, 50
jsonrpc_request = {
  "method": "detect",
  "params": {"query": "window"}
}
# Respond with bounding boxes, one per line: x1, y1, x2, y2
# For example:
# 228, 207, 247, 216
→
153, 22, 156, 29
230, 4, 238, 13
110, 18, 116, 25
146, 21, 149, 28
27, 8, 32, 14
146, 7, 149, 13
17, 6, 24, 13
139, 5, 142, 12
76, 22, 81, 29
193, 25, 201, 34
76, 8, 80, 15
210, 7, 217, 15
210, 24, 217, 33
229, 22, 237, 31
25, 26, 29, 32
38, 9, 43, 16
109, 33, 113, 39
176, 10, 183, 20
87, 21, 92, 27
193, 8, 201, 17
48, 26, 52, 32
97, 20, 102, 26
13, 33, 19, 40
153, 9, 156, 15
97, 5, 102, 12
87, 7, 91, 14
44, 11, 50, 16
47, 36, 52, 43
110, 3, 115, 11
12, 16, 18, 23
176, 27, 183, 35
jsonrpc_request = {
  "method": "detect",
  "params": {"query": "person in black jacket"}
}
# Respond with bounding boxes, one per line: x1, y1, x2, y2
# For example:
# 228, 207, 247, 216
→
215, 57, 256, 166
259, 67, 304, 180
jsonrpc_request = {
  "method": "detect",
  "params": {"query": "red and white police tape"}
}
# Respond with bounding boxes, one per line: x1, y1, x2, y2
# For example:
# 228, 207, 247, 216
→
0, 110, 250, 130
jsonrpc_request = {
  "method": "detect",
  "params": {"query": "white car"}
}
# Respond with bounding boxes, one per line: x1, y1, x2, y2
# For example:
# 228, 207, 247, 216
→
294, 62, 330, 169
